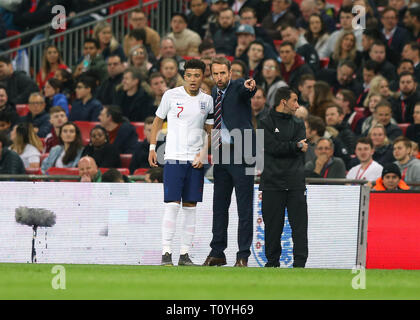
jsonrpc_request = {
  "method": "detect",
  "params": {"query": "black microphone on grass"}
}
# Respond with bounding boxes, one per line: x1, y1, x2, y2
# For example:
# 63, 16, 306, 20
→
15, 207, 56, 263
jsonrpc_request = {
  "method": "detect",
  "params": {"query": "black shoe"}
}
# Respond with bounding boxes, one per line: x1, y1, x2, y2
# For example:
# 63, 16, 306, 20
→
178, 253, 196, 266
202, 256, 227, 266
264, 262, 280, 268
161, 252, 173, 266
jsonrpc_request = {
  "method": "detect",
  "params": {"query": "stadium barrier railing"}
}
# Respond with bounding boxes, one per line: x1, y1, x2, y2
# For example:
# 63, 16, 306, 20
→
0, 0, 188, 80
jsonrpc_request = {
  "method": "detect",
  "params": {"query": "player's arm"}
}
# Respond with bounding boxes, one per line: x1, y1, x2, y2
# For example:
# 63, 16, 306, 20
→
192, 123, 212, 169
148, 116, 164, 167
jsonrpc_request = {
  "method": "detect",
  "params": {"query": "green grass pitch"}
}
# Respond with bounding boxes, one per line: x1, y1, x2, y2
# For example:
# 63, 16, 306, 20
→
1, 263, 419, 300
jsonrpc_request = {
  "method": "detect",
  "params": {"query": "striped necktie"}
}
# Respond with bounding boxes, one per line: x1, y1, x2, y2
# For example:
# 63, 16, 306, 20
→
212, 90, 223, 149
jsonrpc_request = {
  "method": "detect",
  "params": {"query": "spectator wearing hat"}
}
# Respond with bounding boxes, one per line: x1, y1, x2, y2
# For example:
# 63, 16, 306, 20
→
167, 12, 202, 57
235, 24, 278, 62
239, 7, 274, 50
373, 163, 410, 190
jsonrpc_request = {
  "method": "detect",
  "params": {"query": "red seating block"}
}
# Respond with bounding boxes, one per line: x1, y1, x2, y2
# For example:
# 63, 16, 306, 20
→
133, 168, 149, 175
74, 121, 100, 146
131, 122, 145, 141
46, 167, 80, 181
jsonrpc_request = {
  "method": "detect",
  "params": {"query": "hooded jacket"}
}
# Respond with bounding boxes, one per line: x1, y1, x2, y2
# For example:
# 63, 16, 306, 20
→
258, 108, 306, 191
279, 54, 313, 90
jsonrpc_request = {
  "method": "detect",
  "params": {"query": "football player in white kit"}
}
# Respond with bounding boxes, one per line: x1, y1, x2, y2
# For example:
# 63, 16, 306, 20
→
148, 59, 214, 266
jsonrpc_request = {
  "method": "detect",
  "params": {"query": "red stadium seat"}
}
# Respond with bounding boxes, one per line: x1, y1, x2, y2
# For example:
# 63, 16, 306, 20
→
99, 168, 130, 175
46, 167, 80, 182
16, 104, 29, 117
74, 121, 100, 145
182, 56, 195, 61
120, 154, 132, 168
109, 0, 139, 14
397, 123, 410, 136
109, 0, 140, 27
133, 168, 149, 175
131, 122, 145, 141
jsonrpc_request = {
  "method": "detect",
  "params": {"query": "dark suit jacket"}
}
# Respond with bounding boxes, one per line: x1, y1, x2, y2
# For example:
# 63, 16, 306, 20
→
113, 87, 155, 122
212, 79, 256, 164
390, 90, 420, 124
385, 26, 410, 65
261, 10, 296, 41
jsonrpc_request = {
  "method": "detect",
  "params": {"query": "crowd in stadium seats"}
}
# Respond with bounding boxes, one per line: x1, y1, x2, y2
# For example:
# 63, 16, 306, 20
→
0, 0, 420, 189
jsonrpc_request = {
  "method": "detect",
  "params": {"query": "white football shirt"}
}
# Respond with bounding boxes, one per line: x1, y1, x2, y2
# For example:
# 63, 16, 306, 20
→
346, 160, 383, 181
156, 86, 214, 161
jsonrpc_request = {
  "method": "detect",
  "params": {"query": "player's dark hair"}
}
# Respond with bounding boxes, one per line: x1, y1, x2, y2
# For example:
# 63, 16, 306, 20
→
184, 59, 206, 74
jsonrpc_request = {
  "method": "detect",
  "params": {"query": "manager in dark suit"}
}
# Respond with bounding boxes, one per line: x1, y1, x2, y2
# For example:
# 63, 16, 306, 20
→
203, 56, 257, 267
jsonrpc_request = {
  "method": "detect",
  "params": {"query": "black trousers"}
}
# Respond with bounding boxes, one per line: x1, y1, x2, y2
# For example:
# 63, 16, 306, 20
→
209, 163, 254, 260
262, 189, 308, 267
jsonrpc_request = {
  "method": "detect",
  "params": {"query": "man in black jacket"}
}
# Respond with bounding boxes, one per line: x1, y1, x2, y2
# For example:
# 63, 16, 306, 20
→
96, 55, 125, 105
258, 87, 308, 268
20, 93, 51, 138
390, 72, 420, 124
113, 67, 154, 122
0, 132, 25, 175
98, 105, 139, 154
278, 42, 313, 90
0, 56, 39, 105
317, 60, 363, 97
325, 104, 356, 154
188, 0, 212, 39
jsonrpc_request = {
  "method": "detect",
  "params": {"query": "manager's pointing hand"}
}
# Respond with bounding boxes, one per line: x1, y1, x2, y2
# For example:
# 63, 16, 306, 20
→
244, 79, 256, 91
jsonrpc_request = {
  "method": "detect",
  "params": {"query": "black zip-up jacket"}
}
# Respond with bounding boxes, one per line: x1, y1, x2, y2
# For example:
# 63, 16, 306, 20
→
258, 109, 306, 191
